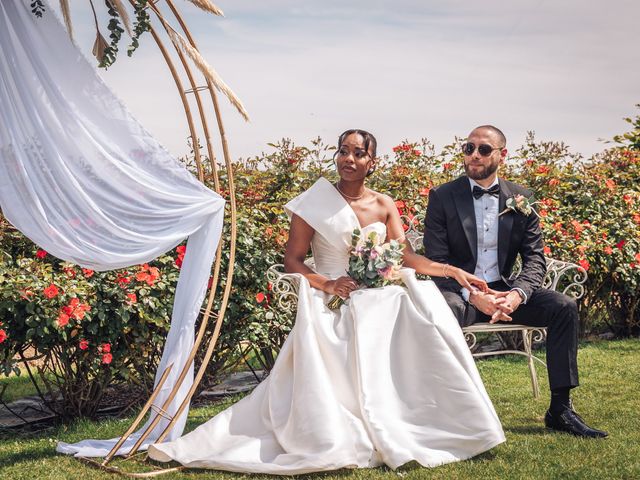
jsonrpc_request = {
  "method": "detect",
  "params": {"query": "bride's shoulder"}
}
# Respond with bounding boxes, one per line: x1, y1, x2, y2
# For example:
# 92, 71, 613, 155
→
368, 190, 396, 209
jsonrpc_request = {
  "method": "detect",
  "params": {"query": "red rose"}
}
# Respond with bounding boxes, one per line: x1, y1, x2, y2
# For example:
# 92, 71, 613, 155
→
419, 187, 430, 197
256, 292, 266, 304
79, 339, 89, 350
43, 284, 59, 299
82, 268, 95, 278
442, 162, 453, 171
136, 264, 161, 286
116, 274, 132, 287
127, 293, 137, 304
176, 245, 187, 255
56, 312, 70, 328
603, 246, 613, 255
616, 240, 626, 250
36, 249, 47, 259
101, 343, 111, 353
73, 303, 90, 320
578, 259, 590, 271
543, 246, 551, 255
0, 329, 6, 343
635, 253, 640, 262
102, 353, 113, 365
63, 267, 76, 278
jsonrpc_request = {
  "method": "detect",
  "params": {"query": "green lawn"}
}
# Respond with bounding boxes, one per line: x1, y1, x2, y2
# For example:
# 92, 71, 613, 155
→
1, 339, 638, 479
0, 368, 52, 404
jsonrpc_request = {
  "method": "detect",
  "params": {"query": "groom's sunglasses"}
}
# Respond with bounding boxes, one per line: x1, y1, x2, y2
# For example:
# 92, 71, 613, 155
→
461, 142, 504, 157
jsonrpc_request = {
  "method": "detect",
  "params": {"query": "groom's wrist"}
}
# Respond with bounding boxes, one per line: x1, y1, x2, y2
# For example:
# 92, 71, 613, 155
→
461, 287, 470, 302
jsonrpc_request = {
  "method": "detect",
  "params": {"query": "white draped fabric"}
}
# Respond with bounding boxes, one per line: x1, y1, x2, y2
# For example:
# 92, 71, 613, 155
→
0, 2, 225, 456
148, 179, 505, 475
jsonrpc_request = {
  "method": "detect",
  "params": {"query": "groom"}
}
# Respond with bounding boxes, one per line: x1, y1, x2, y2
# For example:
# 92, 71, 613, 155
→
423, 125, 607, 438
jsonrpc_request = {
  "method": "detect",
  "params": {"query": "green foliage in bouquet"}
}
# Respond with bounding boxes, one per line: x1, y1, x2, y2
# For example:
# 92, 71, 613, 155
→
347, 229, 405, 288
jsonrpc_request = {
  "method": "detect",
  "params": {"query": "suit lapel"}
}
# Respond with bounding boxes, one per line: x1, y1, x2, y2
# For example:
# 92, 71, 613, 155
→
452, 177, 478, 263
498, 179, 514, 273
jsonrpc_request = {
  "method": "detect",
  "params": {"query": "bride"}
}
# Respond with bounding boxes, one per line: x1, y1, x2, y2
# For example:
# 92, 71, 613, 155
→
148, 129, 505, 474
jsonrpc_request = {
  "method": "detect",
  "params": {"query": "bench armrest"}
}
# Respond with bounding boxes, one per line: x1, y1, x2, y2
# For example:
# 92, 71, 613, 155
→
266, 264, 302, 314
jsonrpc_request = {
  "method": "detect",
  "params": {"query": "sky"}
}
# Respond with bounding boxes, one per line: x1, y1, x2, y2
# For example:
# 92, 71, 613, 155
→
53, 0, 639, 161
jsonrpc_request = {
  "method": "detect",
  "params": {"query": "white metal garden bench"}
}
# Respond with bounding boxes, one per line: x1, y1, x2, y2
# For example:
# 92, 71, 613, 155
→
266, 215, 588, 398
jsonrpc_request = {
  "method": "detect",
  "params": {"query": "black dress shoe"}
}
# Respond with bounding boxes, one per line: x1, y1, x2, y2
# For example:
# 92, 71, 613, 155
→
544, 406, 608, 438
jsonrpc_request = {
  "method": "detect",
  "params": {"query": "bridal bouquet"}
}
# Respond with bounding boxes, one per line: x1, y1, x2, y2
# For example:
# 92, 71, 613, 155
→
327, 228, 405, 309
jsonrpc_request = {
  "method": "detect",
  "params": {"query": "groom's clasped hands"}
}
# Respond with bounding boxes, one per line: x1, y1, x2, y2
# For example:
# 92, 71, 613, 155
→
469, 289, 523, 323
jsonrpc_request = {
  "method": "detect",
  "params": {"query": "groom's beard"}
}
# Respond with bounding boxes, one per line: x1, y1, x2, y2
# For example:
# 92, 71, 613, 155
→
464, 160, 499, 181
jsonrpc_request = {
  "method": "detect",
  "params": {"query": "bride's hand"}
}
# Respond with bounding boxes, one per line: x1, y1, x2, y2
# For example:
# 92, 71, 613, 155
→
327, 276, 358, 298
451, 267, 488, 293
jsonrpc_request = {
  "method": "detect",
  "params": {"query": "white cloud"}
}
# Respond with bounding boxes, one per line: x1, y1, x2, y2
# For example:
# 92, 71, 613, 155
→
52, 0, 639, 160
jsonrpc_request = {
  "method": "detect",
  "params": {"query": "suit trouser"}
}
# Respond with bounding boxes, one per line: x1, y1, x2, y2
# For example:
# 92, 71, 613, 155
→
440, 281, 579, 390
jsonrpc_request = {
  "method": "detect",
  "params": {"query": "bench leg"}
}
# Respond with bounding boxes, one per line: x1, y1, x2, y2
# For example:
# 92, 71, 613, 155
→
522, 329, 540, 398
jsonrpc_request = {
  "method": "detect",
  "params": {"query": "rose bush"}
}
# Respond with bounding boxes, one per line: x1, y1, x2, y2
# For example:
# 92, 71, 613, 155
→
2, 108, 638, 419
218, 110, 639, 348
0, 219, 181, 418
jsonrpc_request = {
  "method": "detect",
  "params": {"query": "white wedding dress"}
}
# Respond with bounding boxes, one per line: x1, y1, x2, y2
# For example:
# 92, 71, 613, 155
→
148, 178, 505, 474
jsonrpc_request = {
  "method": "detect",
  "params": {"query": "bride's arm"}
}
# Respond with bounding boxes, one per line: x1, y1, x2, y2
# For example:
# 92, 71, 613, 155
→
284, 214, 358, 297
382, 196, 488, 292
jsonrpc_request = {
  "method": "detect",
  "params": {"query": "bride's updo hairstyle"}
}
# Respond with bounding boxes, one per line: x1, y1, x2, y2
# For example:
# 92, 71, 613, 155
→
336, 129, 378, 176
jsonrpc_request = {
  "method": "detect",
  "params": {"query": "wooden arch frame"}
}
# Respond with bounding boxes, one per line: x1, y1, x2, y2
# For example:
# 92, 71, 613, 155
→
78, 0, 239, 473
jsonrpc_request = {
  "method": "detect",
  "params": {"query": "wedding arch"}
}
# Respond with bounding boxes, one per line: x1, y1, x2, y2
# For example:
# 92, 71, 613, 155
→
0, 0, 244, 472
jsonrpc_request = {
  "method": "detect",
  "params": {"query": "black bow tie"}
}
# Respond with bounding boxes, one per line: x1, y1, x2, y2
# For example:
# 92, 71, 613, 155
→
472, 184, 500, 200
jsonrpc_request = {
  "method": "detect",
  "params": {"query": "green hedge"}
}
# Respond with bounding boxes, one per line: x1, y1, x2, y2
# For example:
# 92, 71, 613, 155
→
1, 109, 638, 418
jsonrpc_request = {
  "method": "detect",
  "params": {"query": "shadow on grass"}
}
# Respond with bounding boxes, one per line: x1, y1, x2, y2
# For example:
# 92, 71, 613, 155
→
0, 443, 58, 469
506, 425, 548, 435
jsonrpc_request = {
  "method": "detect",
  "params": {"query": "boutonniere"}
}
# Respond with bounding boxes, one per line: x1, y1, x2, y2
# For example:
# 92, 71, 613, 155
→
499, 194, 539, 217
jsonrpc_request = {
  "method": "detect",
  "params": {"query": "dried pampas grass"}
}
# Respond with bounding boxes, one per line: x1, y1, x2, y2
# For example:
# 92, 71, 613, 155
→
166, 26, 249, 121
92, 30, 109, 64
107, 0, 133, 36
185, 0, 224, 17
59, 0, 73, 40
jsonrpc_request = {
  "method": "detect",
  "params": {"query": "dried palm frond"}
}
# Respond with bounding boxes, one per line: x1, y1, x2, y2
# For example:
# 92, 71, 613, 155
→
107, 0, 133, 36
165, 26, 249, 121
92, 30, 109, 64
59, 0, 73, 40
185, 0, 224, 17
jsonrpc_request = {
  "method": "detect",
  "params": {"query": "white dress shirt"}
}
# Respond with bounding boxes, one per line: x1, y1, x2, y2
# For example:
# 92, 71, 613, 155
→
461, 177, 527, 304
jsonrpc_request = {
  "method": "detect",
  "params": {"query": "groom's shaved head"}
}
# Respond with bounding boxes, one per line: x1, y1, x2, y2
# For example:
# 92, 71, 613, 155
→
471, 125, 506, 147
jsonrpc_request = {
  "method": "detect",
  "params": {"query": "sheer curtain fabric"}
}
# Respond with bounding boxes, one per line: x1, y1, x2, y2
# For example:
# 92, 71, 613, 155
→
0, 1, 225, 456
